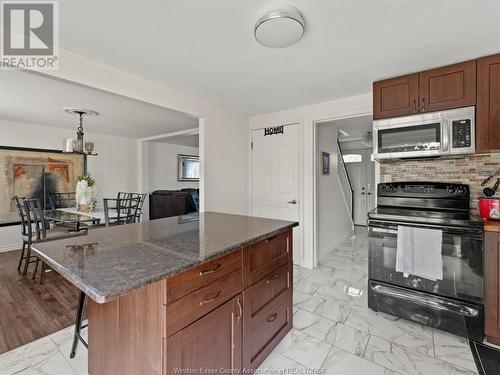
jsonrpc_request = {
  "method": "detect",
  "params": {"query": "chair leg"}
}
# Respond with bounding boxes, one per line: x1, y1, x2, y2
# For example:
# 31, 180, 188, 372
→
70, 291, 87, 359
39, 261, 46, 284
32, 258, 40, 280
17, 242, 26, 271
22, 244, 32, 276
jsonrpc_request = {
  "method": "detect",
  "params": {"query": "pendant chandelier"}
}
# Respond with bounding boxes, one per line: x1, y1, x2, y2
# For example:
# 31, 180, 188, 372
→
63, 108, 98, 155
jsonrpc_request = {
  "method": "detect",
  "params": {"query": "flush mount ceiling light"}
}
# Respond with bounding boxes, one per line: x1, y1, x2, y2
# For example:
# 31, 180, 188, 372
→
254, 6, 304, 48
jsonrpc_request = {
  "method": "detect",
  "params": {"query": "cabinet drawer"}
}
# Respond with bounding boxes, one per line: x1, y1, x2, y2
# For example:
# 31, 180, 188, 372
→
243, 294, 292, 370
165, 250, 242, 304
244, 263, 291, 319
243, 230, 291, 288
165, 269, 242, 337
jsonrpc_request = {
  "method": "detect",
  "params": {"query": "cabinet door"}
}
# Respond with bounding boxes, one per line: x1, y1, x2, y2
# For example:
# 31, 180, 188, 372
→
485, 232, 500, 345
165, 295, 242, 375
419, 60, 476, 113
477, 54, 500, 152
373, 74, 419, 120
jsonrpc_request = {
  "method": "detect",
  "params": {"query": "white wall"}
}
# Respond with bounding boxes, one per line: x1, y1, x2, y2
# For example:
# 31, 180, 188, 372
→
317, 124, 353, 256
250, 93, 372, 268
0, 118, 138, 251
149, 142, 199, 191
42, 48, 250, 216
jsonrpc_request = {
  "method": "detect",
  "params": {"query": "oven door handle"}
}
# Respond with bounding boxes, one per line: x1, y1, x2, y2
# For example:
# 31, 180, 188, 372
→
370, 227, 398, 235
371, 284, 479, 317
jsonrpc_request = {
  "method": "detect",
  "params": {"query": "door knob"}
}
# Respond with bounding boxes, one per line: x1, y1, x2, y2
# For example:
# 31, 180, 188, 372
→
287, 199, 297, 204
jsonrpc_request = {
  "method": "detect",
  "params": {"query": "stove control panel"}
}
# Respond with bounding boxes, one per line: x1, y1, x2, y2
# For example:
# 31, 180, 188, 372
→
378, 182, 469, 198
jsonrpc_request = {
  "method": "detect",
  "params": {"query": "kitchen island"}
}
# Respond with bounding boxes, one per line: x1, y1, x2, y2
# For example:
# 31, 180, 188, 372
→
31, 212, 298, 375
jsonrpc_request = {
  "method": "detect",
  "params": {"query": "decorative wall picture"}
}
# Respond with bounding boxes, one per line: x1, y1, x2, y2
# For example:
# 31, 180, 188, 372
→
0, 147, 85, 226
322, 151, 330, 175
178, 154, 200, 182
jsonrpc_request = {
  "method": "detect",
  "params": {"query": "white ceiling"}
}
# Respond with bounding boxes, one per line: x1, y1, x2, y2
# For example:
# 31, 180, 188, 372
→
0, 70, 199, 138
154, 134, 199, 148
57, 0, 500, 115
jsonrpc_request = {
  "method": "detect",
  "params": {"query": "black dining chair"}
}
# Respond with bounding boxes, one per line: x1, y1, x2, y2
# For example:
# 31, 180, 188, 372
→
22, 198, 86, 283
103, 196, 140, 226
13, 196, 38, 273
48, 192, 76, 210
117, 192, 147, 222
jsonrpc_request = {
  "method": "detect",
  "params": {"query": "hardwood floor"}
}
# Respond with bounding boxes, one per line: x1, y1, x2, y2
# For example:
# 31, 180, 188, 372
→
0, 249, 79, 354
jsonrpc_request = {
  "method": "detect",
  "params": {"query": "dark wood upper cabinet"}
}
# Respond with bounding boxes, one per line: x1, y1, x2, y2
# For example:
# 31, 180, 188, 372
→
419, 60, 476, 113
373, 60, 477, 120
477, 53, 500, 152
373, 74, 419, 120
165, 294, 243, 375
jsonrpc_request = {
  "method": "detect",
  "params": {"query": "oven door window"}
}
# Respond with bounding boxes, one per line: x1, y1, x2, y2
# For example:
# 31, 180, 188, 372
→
368, 224, 483, 303
377, 123, 441, 154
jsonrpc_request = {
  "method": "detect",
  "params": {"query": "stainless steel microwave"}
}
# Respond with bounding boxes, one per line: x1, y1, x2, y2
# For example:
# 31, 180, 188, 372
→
373, 106, 475, 160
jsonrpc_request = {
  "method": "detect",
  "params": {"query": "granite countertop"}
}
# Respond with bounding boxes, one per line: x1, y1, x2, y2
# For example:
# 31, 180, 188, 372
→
31, 212, 298, 303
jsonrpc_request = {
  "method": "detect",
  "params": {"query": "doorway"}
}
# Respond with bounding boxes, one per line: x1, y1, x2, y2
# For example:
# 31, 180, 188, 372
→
251, 123, 301, 263
342, 148, 375, 225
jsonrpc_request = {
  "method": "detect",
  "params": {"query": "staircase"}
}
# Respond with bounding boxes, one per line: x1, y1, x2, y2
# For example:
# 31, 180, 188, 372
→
336, 140, 353, 218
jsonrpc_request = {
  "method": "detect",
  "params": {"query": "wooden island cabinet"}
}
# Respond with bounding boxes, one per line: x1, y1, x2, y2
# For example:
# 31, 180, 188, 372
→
484, 223, 500, 345
88, 228, 294, 375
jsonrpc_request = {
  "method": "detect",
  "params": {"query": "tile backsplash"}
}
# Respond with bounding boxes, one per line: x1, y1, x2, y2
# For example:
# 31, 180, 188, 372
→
379, 153, 500, 212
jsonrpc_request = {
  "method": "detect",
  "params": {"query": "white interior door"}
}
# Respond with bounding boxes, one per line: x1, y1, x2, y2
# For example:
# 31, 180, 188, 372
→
344, 149, 375, 226
252, 124, 300, 264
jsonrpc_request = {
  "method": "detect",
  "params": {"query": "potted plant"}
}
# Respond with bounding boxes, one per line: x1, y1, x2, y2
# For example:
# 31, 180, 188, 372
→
76, 175, 96, 212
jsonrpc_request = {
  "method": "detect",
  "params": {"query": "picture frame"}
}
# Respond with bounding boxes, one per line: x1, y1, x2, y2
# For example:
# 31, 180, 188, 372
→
322, 151, 330, 175
178, 154, 200, 182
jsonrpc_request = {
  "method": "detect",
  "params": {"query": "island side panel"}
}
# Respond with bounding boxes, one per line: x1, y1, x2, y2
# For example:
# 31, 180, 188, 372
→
88, 280, 165, 375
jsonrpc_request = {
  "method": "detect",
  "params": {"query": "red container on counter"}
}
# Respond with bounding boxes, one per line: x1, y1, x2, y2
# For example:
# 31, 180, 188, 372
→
479, 197, 500, 220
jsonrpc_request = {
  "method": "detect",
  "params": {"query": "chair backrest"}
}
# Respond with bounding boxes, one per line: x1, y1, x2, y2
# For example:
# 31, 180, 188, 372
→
117, 192, 147, 222
13, 196, 29, 236
23, 198, 47, 240
49, 192, 76, 210
103, 196, 141, 227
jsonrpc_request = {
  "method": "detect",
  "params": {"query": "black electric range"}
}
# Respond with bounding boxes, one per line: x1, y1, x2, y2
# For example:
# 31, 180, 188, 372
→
368, 182, 484, 341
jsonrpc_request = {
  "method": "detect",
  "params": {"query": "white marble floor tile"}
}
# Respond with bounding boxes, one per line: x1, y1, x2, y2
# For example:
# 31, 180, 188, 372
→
275, 329, 332, 369
294, 278, 322, 295
50, 326, 88, 375
344, 305, 434, 355
293, 264, 313, 281
322, 346, 396, 375
314, 280, 368, 308
0, 335, 76, 375
433, 330, 477, 372
293, 309, 369, 356
364, 335, 477, 375
258, 351, 307, 372
293, 290, 350, 323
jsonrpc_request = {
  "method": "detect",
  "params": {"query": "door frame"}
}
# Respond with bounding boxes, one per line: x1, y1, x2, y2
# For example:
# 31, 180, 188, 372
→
250, 122, 304, 266
312, 112, 375, 267
343, 148, 375, 226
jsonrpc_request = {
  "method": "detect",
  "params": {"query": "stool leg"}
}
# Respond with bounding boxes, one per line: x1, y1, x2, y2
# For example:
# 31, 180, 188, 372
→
32, 258, 40, 280
17, 242, 26, 271
70, 291, 86, 359
39, 262, 46, 284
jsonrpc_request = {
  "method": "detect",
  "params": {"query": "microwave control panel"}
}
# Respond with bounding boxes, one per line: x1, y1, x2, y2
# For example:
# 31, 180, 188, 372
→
452, 119, 472, 148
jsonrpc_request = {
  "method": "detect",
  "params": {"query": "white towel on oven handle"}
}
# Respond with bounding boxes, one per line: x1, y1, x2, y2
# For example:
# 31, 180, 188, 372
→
396, 226, 443, 281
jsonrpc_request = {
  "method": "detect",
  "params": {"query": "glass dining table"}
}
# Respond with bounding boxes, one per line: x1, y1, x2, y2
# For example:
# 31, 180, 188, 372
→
44, 208, 104, 231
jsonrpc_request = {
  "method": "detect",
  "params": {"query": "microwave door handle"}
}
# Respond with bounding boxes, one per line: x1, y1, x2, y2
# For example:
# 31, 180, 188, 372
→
441, 120, 450, 153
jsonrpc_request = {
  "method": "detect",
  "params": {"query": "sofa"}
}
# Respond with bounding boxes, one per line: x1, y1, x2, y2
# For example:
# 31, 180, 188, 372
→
149, 189, 199, 220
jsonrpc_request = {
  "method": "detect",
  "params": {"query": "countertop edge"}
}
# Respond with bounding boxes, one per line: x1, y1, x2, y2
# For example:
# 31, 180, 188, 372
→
31, 222, 298, 304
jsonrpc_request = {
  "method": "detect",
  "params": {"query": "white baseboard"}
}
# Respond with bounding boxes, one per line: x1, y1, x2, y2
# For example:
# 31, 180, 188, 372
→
0, 243, 21, 253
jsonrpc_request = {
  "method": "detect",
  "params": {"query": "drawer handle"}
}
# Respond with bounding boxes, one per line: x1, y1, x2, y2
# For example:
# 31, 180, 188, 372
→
236, 297, 242, 323
200, 291, 221, 306
199, 264, 222, 276
266, 313, 278, 324
266, 273, 280, 284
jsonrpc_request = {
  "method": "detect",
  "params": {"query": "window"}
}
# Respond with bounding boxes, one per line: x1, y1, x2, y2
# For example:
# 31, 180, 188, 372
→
343, 154, 362, 163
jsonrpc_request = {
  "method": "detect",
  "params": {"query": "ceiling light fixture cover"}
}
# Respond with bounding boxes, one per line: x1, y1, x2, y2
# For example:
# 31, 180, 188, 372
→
255, 6, 304, 48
